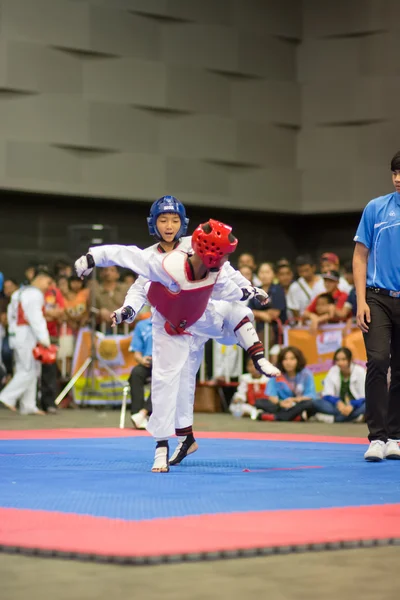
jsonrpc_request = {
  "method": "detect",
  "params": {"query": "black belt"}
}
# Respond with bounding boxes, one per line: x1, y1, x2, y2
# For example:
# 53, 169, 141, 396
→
367, 287, 400, 298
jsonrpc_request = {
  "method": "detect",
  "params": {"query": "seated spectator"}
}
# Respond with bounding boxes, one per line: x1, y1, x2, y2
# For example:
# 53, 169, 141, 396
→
286, 255, 325, 320
237, 253, 261, 286
313, 347, 366, 423
253, 346, 317, 421
302, 271, 349, 332
129, 316, 152, 429
320, 252, 352, 294
229, 358, 268, 419
249, 263, 287, 344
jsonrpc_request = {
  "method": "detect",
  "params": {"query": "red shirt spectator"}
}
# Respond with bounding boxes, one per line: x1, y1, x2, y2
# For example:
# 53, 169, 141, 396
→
44, 285, 65, 338
306, 270, 348, 316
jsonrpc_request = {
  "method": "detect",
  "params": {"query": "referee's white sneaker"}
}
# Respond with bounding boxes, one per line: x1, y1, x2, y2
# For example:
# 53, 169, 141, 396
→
364, 440, 385, 462
385, 439, 400, 460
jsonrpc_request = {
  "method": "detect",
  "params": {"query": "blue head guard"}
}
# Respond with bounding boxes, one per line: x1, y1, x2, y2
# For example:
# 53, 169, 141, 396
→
147, 196, 189, 241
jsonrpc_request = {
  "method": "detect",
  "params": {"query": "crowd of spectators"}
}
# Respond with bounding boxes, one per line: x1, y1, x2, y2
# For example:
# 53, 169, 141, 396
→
0, 248, 364, 422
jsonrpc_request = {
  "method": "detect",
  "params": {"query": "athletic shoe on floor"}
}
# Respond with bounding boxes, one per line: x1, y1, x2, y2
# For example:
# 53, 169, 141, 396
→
364, 440, 385, 462
131, 412, 148, 430
170, 435, 198, 466
385, 439, 400, 460
314, 413, 334, 424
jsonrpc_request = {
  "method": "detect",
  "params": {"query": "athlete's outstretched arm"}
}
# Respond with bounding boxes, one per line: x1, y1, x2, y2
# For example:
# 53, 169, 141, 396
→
75, 244, 172, 288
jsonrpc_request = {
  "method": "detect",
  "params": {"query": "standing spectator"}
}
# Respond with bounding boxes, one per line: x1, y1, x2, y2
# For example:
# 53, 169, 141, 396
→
128, 316, 152, 429
249, 262, 286, 345
1, 279, 19, 377
313, 347, 366, 423
343, 260, 354, 288
320, 252, 352, 294
42, 276, 65, 413
353, 150, 400, 461
276, 264, 294, 296
254, 346, 317, 422
95, 266, 129, 330
53, 260, 73, 279
58, 276, 89, 378
286, 255, 325, 320
237, 253, 261, 286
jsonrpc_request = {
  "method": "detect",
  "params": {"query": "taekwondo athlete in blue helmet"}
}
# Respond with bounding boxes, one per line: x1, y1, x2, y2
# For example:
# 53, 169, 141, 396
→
75, 196, 256, 465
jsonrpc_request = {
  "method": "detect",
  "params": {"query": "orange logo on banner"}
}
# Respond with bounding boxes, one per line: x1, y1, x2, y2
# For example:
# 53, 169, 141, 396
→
71, 328, 138, 405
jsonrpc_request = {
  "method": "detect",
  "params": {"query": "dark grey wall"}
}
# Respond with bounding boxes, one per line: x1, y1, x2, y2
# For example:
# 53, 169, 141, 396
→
0, 190, 361, 280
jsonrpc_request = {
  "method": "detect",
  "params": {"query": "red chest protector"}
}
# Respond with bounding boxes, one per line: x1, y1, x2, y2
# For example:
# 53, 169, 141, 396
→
16, 288, 44, 326
147, 251, 219, 335
246, 381, 267, 406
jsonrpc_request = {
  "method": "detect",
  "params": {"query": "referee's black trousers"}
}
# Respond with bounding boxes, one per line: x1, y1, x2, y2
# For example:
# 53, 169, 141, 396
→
364, 289, 400, 442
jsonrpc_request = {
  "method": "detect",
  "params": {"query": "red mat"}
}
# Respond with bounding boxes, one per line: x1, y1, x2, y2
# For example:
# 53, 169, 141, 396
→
0, 428, 367, 444
1, 504, 399, 558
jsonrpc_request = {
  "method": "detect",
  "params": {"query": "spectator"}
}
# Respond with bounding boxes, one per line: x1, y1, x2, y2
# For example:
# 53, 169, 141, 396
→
1, 279, 19, 377
42, 274, 65, 413
276, 264, 294, 295
58, 276, 90, 377
313, 347, 366, 423
94, 266, 130, 329
302, 271, 349, 332
23, 261, 40, 285
53, 259, 73, 279
320, 252, 352, 294
121, 269, 136, 286
128, 316, 152, 429
286, 255, 325, 320
249, 262, 287, 345
238, 265, 253, 283
237, 253, 261, 286
343, 260, 354, 288
253, 346, 317, 421
302, 293, 336, 334
229, 358, 268, 419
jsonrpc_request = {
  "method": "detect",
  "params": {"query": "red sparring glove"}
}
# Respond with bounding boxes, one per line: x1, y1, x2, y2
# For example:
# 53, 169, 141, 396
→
32, 344, 58, 364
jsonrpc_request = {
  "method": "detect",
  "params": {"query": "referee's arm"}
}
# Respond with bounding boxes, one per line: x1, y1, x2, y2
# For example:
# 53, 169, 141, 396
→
353, 242, 370, 333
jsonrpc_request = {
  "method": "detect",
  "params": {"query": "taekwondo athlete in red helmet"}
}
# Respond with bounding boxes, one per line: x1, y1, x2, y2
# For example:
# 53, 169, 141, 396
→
76, 219, 280, 472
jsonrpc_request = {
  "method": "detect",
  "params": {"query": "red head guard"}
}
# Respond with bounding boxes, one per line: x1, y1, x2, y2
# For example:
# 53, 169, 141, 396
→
191, 219, 238, 269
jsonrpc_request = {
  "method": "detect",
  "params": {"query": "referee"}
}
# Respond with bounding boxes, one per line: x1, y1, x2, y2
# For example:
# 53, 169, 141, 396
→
353, 150, 400, 461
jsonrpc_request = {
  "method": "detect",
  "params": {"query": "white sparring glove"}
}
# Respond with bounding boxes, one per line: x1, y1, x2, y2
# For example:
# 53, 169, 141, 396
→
111, 305, 136, 327
241, 285, 270, 306
75, 253, 95, 278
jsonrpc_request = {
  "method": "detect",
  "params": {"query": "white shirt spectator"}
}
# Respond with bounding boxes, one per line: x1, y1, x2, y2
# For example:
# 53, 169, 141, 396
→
338, 276, 352, 295
286, 276, 325, 316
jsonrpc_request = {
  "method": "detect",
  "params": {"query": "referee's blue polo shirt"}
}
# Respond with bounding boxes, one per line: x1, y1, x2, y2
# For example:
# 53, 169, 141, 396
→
354, 192, 400, 291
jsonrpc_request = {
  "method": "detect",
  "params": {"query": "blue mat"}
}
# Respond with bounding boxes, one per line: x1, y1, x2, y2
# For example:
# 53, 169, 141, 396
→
1, 437, 399, 521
